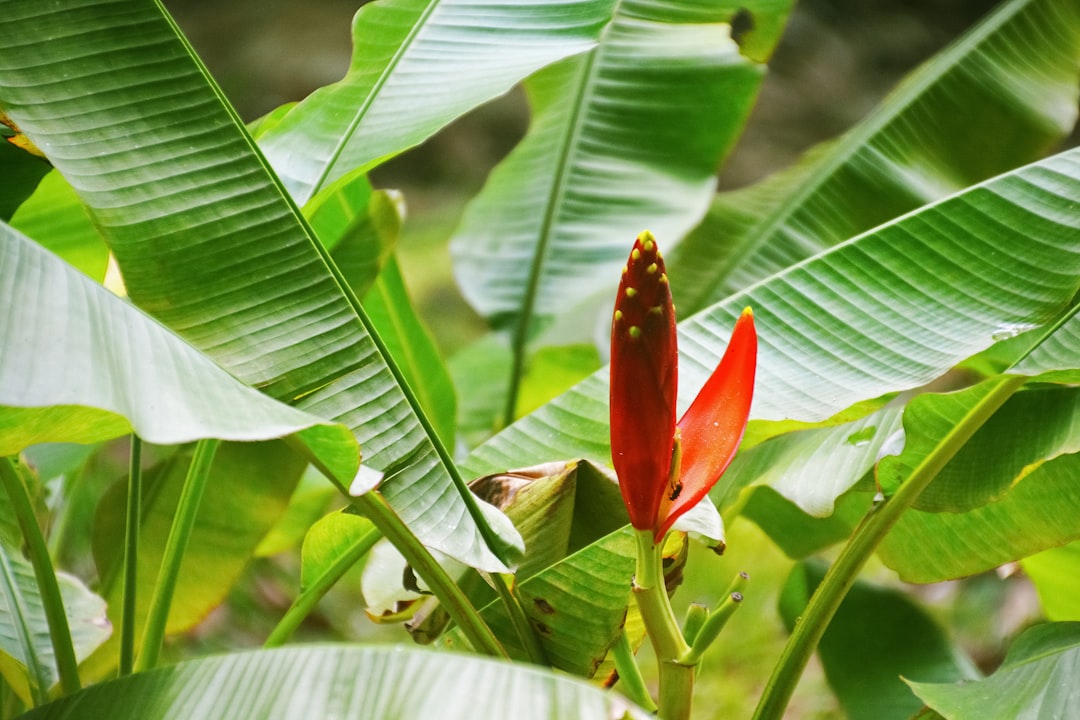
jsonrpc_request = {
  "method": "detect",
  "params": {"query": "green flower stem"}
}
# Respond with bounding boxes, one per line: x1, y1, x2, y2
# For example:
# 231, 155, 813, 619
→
611, 630, 657, 713
752, 374, 1027, 720
681, 590, 743, 666
634, 529, 694, 720
488, 571, 548, 665
681, 603, 707, 644
0, 457, 80, 698
264, 518, 381, 648
118, 434, 142, 677
353, 491, 508, 659
135, 438, 220, 672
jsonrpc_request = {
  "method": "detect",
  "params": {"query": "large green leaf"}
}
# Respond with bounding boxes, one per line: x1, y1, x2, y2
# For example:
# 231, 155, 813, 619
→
909, 622, 1080, 719
1023, 540, 1080, 621
879, 385, 1080, 512
362, 258, 457, 449
878, 450, 1080, 583
1015, 307, 1080, 382
0, 0, 518, 572
740, 485, 872, 560
0, 223, 356, 482
717, 406, 903, 517
20, 645, 651, 720
9, 171, 107, 281
779, 560, 978, 720
0, 140, 49, 222
463, 148, 1080, 482
450, 0, 781, 367
669, 0, 1080, 313
446, 528, 635, 678
257, 0, 621, 206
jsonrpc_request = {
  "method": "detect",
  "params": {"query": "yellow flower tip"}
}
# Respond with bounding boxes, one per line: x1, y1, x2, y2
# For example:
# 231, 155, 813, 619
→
646, 262, 658, 274
631, 248, 641, 261
614, 309, 623, 322
625, 287, 638, 298
742, 306, 754, 317
638, 229, 656, 253
659, 274, 669, 285
628, 326, 642, 339
648, 304, 665, 315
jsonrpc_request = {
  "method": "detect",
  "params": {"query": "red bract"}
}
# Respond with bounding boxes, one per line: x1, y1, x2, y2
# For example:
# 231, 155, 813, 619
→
609, 231, 757, 543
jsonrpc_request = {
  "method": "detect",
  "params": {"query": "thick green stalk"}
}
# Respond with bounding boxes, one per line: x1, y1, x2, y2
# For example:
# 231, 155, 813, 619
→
135, 438, 220, 672
752, 374, 1026, 720
0, 457, 80, 698
118, 435, 142, 677
264, 519, 381, 648
354, 491, 508, 659
633, 529, 694, 720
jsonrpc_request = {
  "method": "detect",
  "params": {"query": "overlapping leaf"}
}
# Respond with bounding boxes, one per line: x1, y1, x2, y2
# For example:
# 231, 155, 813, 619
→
257, 0, 621, 205
0, 0, 518, 572
9, 171, 107, 280
464, 148, 1080, 488
1023, 541, 1080, 620
718, 406, 903, 517
18, 645, 652, 720
879, 451, 1080, 583
451, 0, 783, 346
669, 0, 1080, 313
0, 223, 356, 479
909, 622, 1080, 719
879, 385, 1080, 512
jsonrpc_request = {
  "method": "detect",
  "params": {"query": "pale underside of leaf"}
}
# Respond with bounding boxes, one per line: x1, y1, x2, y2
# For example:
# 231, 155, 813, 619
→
465, 149, 1080, 483
257, 0, 619, 205
670, 0, 1080, 313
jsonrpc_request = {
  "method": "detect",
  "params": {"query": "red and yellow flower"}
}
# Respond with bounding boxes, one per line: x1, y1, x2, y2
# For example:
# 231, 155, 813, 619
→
609, 231, 757, 543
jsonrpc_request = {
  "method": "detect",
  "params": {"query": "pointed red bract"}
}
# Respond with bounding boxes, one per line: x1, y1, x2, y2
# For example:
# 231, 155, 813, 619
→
654, 308, 756, 540
609, 231, 678, 530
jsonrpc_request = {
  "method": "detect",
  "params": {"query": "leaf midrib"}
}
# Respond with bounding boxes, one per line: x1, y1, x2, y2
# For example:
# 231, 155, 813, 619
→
684, 0, 1041, 310
505, 9, 621, 421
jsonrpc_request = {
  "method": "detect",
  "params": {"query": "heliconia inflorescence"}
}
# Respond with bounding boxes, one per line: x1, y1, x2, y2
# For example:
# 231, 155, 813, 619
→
609, 230, 757, 543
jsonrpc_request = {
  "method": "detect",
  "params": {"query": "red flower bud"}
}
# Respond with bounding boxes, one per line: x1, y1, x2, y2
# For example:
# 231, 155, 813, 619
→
609, 231, 757, 542
609, 231, 677, 531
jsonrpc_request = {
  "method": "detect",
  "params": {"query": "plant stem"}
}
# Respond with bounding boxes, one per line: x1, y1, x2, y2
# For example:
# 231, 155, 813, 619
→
135, 438, 220, 672
633, 529, 694, 720
752, 374, 1026, 720
354, 491, 508, 659
118, 435, 142, 677
0, 457, 81, 698
264, 517, 381, 648
488, 571, 548, 665
611, 630, 657, 713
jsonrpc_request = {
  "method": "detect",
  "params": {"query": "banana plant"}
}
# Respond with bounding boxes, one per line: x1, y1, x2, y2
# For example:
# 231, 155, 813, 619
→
2, 0, 1080, 718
